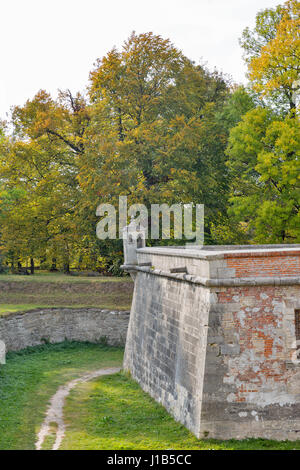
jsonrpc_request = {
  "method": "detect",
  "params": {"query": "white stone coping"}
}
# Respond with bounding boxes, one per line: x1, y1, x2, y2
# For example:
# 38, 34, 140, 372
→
137, 245, 300, 260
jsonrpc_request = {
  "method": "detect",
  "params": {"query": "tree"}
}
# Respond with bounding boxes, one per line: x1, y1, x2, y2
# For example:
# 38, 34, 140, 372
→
0, 91, 86, 271
226, 0, 300, 243
0, 32, 268, 271
226, 107, 300, 242
240, 0, 300, 112
81, 32, 232, 244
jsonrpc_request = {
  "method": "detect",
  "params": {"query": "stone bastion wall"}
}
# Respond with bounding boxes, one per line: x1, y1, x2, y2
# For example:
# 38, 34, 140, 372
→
0, 308, 130, 351
123, 244, 300, 441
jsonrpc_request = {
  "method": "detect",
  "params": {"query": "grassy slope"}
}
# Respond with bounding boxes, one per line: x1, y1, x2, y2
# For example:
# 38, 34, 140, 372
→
0, 272, 133, 314
0, 273, 128, 283
0, 304, 48, 316
0, 342, 123, 450
61, 373, 300, 451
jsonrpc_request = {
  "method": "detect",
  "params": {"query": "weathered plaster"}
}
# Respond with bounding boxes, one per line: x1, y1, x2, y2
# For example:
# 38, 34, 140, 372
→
123, 245, 300, 440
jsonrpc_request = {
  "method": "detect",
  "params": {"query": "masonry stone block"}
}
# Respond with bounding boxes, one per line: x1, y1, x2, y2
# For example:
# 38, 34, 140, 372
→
220, 344, 241, 356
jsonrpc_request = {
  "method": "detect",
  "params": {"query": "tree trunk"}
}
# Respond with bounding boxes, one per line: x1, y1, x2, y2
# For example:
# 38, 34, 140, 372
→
63, 262, 70, 274
50, 258, 57, 272
30, 258, 35, 275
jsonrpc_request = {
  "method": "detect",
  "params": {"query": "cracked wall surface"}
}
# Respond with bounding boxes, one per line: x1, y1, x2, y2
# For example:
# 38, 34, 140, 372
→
123, 246, 300, 440
201, 285, 300, 440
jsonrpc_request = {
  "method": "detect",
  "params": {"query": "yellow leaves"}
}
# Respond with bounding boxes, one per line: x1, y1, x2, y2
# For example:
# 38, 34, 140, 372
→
89, 31, 185, 129
248, 0, 300, 104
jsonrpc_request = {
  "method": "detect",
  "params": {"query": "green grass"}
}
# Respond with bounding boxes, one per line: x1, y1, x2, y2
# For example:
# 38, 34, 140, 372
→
0, 342, 299, 450
0, 341, 123, 450
0, 272, 129, 283
61, 373, 300, 451
0, 271, 133, 314
0, 304, 47, 316
0, 304, 130, 317
0, 298, 131, 316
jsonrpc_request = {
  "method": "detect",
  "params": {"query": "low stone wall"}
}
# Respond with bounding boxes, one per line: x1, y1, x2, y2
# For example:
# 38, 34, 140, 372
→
0, 308, 130, 351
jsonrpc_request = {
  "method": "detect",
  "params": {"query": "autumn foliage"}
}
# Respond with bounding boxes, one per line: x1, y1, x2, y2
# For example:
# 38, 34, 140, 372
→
0, 0, 299, 274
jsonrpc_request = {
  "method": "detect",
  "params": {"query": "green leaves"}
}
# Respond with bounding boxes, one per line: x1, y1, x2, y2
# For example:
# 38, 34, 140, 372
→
226, 106, 300, 243
2, 16, 298, 271
84, 32, 232, 243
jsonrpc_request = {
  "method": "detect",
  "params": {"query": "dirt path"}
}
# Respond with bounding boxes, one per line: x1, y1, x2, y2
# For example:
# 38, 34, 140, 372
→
35, 367, 121, 450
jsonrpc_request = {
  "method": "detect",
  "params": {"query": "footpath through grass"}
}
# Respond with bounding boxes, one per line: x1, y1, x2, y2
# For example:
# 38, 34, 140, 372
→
0, 342, 299, 450
0, 342, 123, 450
61, 372, 300, 451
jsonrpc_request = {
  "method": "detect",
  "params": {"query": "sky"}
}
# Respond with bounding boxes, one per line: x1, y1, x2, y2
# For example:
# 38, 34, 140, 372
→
0, 0, 282, 120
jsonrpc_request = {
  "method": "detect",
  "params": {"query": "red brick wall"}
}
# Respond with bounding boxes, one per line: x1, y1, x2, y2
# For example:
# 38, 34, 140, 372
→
225, 251, 300, 278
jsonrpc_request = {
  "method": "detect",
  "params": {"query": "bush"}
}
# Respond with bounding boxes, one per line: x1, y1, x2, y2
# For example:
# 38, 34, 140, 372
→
0, 257, 8, 274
